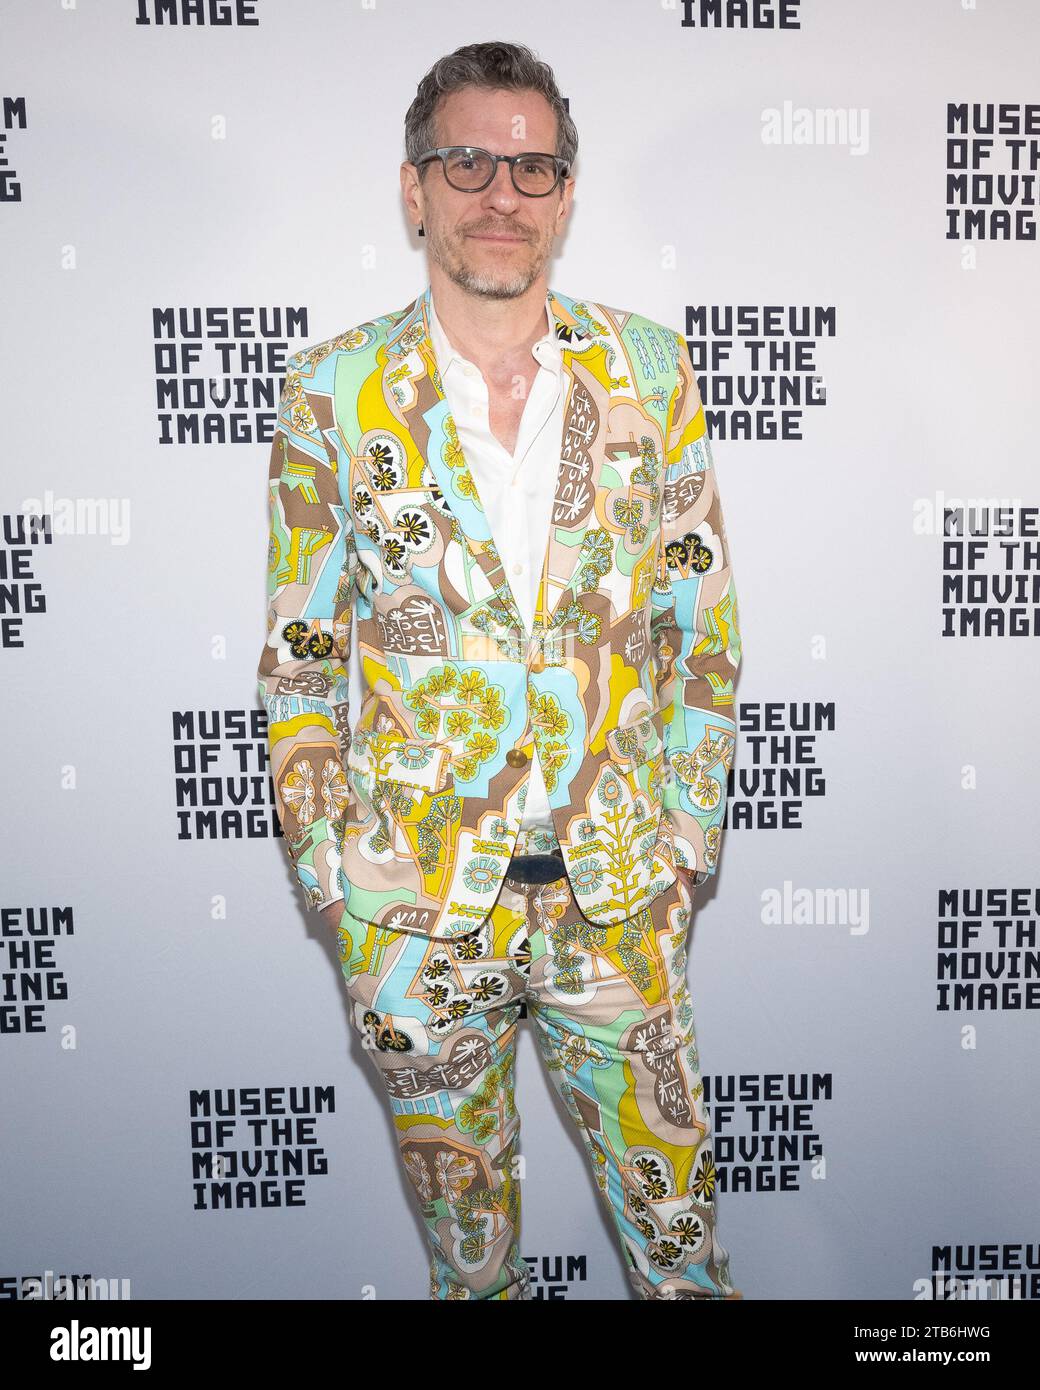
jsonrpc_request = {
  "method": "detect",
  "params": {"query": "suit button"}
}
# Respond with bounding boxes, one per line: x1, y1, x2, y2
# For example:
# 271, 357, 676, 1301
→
530, 654, 545, 673
506, 749, 529, 768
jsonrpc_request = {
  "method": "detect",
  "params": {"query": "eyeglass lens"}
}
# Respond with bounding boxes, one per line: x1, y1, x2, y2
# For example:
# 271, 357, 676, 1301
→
442, 149, 559, 194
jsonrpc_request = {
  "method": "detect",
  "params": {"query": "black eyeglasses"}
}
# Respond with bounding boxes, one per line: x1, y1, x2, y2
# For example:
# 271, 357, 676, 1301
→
414, 146, 570, 197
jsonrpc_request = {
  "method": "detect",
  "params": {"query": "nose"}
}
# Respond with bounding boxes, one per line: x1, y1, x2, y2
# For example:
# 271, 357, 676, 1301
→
480, 158, 522, 212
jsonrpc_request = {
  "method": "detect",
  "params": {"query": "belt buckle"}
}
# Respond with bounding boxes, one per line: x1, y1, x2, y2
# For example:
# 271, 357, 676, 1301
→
507, 849, 564, 885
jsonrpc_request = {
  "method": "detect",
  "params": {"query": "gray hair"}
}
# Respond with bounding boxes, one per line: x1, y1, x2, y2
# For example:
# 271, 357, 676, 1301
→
404, 40, 578, 175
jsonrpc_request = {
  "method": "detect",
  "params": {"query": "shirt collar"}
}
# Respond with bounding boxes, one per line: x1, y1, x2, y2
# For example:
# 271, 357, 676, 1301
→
429, 291, 561, 376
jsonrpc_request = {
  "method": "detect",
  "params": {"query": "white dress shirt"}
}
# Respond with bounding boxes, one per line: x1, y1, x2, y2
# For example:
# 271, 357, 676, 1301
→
428, 290, 564, 838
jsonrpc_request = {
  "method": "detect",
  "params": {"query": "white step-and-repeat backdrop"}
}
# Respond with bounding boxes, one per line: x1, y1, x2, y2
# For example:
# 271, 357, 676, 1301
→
3, 0, 1038, 1301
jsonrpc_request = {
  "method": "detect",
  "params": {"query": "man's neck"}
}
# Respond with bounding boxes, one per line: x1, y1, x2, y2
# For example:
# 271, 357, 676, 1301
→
429, 275, 551, 376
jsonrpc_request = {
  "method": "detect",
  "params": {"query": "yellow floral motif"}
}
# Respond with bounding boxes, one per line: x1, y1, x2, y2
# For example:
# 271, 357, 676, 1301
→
281, 757, 317, 825
399, 666, 510, 782
287, 397, 318, 436
528, 689, 572, 791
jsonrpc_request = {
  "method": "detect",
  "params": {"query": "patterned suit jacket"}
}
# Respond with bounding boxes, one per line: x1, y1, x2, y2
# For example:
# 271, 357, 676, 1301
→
257, 283, 741, 938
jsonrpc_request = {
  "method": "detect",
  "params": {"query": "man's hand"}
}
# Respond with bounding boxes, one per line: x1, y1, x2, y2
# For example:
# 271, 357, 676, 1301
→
320, 901, 345, 936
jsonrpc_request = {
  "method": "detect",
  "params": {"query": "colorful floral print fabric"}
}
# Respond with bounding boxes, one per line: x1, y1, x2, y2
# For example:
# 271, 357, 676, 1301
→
257, 283, 741, 935
337, 863, 739, 1300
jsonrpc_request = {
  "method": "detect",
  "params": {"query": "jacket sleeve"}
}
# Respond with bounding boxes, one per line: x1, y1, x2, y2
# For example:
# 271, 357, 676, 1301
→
256, 351, 358, 914
651, 330, 741, 878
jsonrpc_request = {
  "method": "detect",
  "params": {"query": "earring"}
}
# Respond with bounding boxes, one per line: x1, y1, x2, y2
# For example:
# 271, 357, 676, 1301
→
418, 222, 425, 237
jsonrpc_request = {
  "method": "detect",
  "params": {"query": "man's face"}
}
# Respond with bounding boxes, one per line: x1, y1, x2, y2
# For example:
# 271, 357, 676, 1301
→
406, 85, 573, 301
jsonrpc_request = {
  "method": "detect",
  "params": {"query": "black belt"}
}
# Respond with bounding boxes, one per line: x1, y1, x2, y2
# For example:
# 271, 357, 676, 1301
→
506, 848, 565, 884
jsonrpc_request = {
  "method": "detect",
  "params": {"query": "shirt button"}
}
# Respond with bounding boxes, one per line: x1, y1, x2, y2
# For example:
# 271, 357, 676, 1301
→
506, 748, 529, 768
512, 563, 523, 574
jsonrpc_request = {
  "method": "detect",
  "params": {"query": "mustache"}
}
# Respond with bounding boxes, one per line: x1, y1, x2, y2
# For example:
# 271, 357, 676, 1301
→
461, 222, 533, 239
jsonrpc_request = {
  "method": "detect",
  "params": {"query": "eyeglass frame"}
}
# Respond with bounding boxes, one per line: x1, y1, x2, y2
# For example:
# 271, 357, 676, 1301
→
412, 145, 571, 197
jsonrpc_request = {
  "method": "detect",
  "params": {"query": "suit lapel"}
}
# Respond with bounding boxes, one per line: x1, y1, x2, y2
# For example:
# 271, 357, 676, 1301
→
377, 282, 605, 649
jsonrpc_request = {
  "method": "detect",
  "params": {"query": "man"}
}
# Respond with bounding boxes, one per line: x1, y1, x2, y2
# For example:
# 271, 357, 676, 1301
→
257, 40, 742, 1301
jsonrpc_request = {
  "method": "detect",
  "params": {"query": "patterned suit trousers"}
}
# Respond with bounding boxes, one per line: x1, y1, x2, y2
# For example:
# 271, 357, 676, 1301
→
336, 865, 739, 1300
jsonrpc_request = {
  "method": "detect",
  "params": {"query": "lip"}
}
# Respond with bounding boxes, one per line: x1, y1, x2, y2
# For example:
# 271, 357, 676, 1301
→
467, 232, 526, 242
